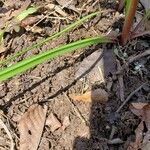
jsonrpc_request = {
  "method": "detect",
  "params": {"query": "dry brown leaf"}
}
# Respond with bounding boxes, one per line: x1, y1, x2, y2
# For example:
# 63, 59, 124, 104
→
20, 16, 40, 27
75, 50, 104, 83
0, 43, 6, 53
143, 105, 150, 129
131, 102, 148, 110
9, 0, 31, 18
130, 105, 143, 118
56, 0, 78, 13
142, 130, 150, 150
0, 0, 31, 29
128, 103, 150, 150
38, 138, 50, 150
46, 4, 68, 17
140, 0, 150, 11
142, 142, 150, 150
46, 113, 61, 132
75, 50, 116, 84
131, 103, 150, 128
127, 122, 144, 150
70, 88, 108, 103
18, 104, 47, 150
62, 116, 70, 130
145, 19, 150, 31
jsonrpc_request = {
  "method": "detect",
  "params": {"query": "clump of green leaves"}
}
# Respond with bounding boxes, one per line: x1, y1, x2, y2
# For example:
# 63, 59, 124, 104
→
0, 12, 113, 82
0, 1, 149, 82
0, 36, 112, 81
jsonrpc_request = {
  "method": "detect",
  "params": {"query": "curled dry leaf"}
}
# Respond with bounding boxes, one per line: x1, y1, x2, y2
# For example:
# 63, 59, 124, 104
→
46, 113, 61, 132
18, 104, 47, 150
128, 103, 150, 150
70, 88, 108, 103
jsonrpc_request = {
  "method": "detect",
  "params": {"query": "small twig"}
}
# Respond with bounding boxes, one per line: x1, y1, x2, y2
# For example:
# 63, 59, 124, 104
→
116, 83, 145, 113
63, 92, 88, 125
131, 30, 150, 39
117, 60, 125, 102
116, 49, 150, 75
0, 118, 14, 150
128, 49, 150, 63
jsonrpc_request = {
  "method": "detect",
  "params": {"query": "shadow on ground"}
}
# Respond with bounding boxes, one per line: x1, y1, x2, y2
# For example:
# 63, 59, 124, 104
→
73, 46, 120, 150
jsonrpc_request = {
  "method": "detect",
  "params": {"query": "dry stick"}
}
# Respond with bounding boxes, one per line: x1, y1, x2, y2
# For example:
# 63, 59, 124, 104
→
116, 83, 145, 113
0, 119, 14, 150
63, 92, 88, 125
117, 60, 125, 102
116, 49, 150, 75
131, 30, 150, 39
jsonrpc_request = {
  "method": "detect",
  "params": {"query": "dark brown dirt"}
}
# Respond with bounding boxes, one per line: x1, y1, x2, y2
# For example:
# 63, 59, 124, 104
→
0, 0, 150, 150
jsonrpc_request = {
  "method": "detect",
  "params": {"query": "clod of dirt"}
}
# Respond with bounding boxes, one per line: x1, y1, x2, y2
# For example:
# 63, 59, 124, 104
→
18, 104, 47, 150
46, 113, 61, 132
70, 88, 108, 103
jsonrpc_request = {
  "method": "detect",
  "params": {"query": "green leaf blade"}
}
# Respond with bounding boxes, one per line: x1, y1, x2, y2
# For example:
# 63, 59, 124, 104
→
0, 12, 100, 66
0, 36, 112, 82
16, 7, 38, 21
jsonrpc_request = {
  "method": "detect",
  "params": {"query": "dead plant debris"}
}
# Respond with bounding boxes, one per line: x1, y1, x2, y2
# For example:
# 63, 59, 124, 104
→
0, 0, 149, 149
128, 103, 150, 150
18, 104, 47, 150
70, 88, 108, 103
45, 112, 61, 132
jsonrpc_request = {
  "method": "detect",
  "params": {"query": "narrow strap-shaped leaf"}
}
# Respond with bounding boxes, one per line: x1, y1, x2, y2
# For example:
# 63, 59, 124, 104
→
0, 12, 99, 66
0, 36, 112, 82
16, 6, 39, 21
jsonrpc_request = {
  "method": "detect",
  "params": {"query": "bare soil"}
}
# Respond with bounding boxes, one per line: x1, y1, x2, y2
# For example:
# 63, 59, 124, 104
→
0, 0, 150, 150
